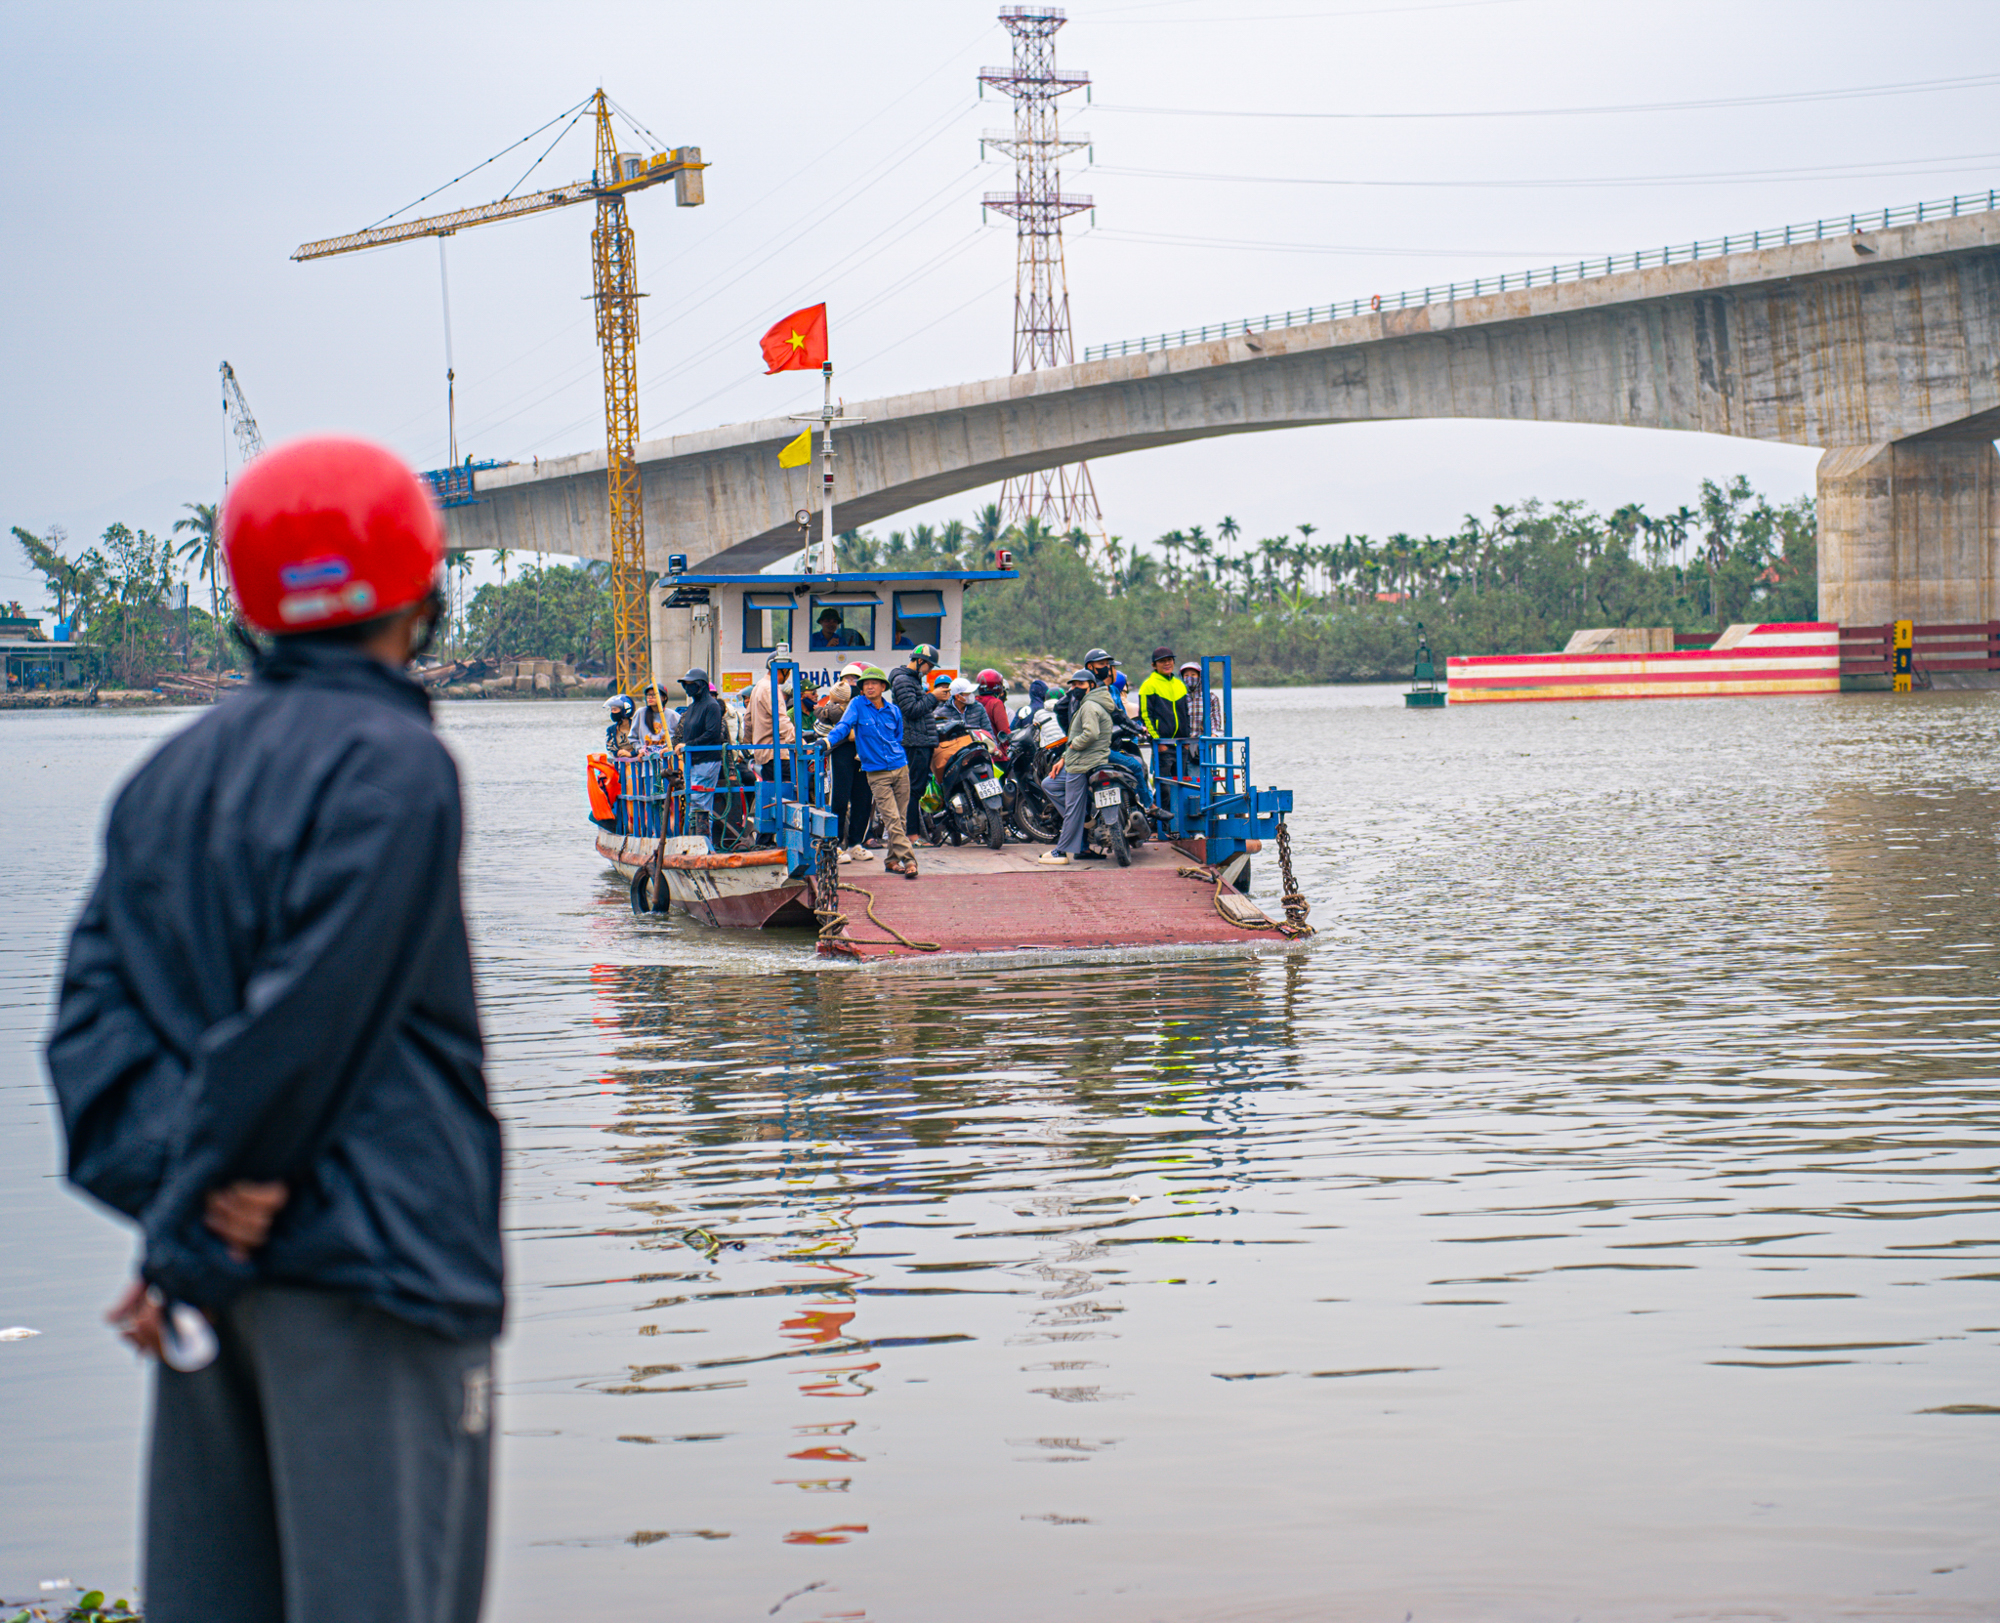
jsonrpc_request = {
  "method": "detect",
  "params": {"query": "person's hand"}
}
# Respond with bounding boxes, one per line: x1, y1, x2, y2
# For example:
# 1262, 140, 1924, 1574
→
107, 1277, 164, 1359
203, 1180, 290, 1262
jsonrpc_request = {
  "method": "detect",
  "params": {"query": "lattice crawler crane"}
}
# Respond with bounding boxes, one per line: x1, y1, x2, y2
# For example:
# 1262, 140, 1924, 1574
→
292, 92, 706, 696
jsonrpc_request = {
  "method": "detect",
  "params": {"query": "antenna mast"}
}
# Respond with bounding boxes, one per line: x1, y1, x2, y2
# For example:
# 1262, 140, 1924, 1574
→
980, 6, 1102, 539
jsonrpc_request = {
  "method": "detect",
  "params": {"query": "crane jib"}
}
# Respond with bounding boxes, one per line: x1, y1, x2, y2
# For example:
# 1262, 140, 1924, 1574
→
289, 157, 706, 262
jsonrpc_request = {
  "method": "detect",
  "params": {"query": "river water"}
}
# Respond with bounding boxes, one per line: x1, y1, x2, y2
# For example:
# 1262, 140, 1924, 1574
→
3, 687, 1997, 1621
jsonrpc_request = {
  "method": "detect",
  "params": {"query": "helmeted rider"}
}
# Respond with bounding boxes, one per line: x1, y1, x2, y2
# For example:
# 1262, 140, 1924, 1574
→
974, 668, 1011, 736
677, 667, 727, 846
888, 642, 941, 837
1039, 667, 1115, 865
604, 693, 637, 756
47, 436, 502, 1623
1065, 648, 1154, 813
940, 674, 989, 734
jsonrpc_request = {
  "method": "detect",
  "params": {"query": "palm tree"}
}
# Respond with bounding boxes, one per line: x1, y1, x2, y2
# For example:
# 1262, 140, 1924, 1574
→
1218, 514, 1240, 550
1158, 528, 1185, 584
939, 518, 969, 565
1295, 522, 1318, 590
492, 546, 511, 583
171, 502, 221, 668
1188, 531, 1214, 585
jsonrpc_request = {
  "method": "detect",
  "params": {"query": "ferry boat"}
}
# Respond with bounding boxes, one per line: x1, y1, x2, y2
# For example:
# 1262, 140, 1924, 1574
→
586, 564, 1309, 960
1445, 622, 1840, 703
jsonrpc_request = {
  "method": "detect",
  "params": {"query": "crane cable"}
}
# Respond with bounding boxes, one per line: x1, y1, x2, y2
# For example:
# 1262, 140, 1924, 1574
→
364, 96, 595, 231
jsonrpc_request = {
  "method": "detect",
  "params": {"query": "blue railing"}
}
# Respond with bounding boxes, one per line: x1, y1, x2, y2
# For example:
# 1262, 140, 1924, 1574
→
1149, 655, 1292, 864
1083, 186, 2000, 361
421, 458, 511, 509
610, 667, 836, 873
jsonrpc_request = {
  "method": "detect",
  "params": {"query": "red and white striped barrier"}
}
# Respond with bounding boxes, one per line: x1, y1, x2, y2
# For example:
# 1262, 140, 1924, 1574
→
1446, 623, 1840, 703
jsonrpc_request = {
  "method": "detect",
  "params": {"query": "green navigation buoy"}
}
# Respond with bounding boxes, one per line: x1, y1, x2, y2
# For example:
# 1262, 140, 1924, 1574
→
1405, 622, 1446, 707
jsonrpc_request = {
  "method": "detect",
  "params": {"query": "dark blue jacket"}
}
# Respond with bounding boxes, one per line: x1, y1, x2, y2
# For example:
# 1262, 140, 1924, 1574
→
46, 638, 502, 1342
825, 693, 906, 772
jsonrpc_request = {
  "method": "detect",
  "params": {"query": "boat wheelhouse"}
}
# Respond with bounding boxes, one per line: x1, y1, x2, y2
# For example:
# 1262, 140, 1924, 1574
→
660, 564, 1017, 700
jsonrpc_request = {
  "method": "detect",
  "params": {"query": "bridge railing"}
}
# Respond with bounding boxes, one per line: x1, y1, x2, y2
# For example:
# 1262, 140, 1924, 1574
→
1082, 187, 2000, 362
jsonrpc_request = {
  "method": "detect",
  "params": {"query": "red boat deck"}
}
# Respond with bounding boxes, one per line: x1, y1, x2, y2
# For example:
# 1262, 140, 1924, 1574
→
817, 840, 1285, 961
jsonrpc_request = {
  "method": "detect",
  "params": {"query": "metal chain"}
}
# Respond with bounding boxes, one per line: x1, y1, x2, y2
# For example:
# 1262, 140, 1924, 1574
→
1275, 821, 1315, 937
812, 835, 848, 945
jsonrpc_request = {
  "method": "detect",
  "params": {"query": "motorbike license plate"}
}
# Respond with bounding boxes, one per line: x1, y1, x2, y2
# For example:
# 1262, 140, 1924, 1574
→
1037, 719, 1065, 746
1093, 787, 1122, 809
974, 777, 1001, 801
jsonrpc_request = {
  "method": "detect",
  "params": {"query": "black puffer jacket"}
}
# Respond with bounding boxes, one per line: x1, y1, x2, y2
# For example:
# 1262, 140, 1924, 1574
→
890, 664, 939, 750
678, 681, 726, 758
46, 638, 502, 1342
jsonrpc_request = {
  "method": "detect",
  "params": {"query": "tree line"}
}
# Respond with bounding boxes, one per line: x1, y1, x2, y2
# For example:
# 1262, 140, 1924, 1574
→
11, 507, 223, 687
11, 475, 1814, 689
839, 476, 1816, 683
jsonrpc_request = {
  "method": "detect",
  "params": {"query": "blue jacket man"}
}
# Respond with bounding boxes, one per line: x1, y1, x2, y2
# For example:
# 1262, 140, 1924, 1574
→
825, 666, 921, 877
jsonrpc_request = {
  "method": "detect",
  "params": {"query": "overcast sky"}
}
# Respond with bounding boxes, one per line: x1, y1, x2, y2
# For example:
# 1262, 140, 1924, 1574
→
6, 0, 1998, 607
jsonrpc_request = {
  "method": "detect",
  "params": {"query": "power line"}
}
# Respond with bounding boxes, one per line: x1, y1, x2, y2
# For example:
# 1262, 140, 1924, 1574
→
1092, 69, 2000, 120
1086, 228, 1590, 257
1094, 149, 2000, 190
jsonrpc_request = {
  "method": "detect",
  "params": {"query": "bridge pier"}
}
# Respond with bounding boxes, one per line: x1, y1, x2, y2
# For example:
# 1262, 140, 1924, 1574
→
1817, 440, 2000, 626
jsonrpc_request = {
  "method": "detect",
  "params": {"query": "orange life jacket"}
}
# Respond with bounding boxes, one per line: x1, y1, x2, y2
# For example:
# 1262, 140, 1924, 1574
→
586, 753, 622, 821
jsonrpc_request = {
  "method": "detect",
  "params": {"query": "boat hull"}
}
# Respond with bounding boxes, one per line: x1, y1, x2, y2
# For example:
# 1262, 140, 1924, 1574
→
596, 832, 1290, 959
1446, 622, 1840, 703
595, 832, 814, 928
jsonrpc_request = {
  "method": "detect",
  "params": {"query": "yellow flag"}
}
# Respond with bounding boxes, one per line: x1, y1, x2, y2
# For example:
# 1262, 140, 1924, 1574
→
778, 426, 812, 468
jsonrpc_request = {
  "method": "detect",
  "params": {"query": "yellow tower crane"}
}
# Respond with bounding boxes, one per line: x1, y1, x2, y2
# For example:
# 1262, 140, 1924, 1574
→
293, 91, 705, 696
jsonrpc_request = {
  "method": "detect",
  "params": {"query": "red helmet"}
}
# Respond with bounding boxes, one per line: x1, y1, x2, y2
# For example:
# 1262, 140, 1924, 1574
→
223, 436, 444, 635
976, 668, 1003, 692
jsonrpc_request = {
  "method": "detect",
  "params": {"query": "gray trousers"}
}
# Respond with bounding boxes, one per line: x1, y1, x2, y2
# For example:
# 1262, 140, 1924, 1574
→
1053, 767, 1092, 854
146, 1286, 493, 1623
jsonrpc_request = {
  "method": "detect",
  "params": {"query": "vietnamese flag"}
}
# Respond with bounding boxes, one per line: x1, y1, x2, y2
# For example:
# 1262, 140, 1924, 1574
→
760, 303, 828, 373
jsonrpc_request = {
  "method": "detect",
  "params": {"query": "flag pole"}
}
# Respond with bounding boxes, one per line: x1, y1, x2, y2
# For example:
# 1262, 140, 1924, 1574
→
818, 360, 836, 575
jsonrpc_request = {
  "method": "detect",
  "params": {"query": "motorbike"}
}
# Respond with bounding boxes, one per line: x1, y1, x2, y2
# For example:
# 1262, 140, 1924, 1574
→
1086, 757, 1149, 867
926, 715, 1007, 850
1003, 707, 1067, 843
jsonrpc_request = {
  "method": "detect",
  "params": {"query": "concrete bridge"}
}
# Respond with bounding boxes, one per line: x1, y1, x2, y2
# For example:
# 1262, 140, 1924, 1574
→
442, 205, 2000, 669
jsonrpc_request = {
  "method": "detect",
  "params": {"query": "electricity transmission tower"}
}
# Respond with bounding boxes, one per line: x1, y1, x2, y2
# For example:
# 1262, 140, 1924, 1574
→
980, 7, 1102, 538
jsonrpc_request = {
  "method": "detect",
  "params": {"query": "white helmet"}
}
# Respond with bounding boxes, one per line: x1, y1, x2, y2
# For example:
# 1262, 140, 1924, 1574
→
949, 676, 976, 698
840, 660, 866, 679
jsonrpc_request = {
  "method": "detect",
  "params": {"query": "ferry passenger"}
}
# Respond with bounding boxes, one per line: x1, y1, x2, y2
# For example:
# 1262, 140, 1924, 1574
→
1137, 646, 1192, 777
1082, 648, 1156, 813
747, 648, 797, 783
816, 661, 873, 861
825, 665, 919, 879
604, 693, 637, 757
1015, 677, 1049, 730
975, 669, 1011, 736
632, 684, 671, 751
1039, 669, 1112, 866
889, 643, 940, 837
940, 675, 989, 734
678, 667, 727, 847
811, 607, 867, 652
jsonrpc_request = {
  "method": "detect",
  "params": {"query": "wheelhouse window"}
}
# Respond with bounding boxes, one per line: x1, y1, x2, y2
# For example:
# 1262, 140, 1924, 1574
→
809, 594, 878, 651
743, 592, 794, 654
892, 590, 944, 651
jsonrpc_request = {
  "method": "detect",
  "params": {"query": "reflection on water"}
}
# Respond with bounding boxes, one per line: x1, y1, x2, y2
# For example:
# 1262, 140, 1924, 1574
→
4, 692, 2000, 1619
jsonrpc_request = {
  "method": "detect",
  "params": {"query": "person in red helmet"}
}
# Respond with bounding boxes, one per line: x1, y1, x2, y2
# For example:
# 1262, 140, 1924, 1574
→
46, 437, 501, 1623
973, 667, 1011, 736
